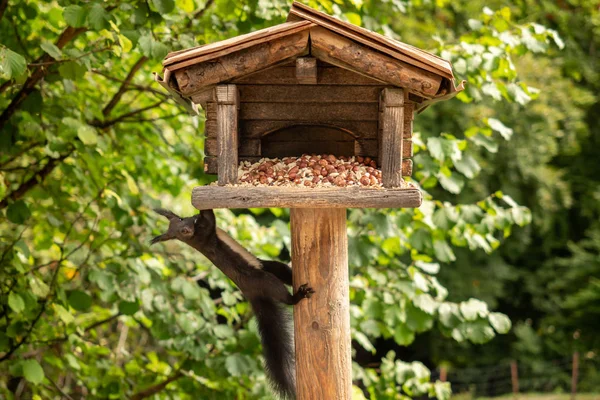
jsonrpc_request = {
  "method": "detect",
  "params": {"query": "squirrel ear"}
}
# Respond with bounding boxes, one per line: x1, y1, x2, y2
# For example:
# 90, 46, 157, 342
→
154, 208, 181, 221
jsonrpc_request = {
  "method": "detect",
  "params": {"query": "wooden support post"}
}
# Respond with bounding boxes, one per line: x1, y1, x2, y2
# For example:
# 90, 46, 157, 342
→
511, 360, 519, 399
571, 352, 579, 400
296, 57, 317, 84
439, 366, 447, 382
291, 208, 351, 399
379, 88, 404, 187
215, 84, 239, 185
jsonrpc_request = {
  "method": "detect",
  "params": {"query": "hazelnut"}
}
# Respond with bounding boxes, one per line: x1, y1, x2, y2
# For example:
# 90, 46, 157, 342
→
370, 160, 377, 168
360, 176, 370, 185
299, 162, 308, 168
259, 175, 268, 184
318, 159, 328, 166
357, 156, 364, 163
312, 176, 321, 184
304, 181, 312, 187
327, 155, 337, 163
321, 168, 328, 177
364, 157, 372, 165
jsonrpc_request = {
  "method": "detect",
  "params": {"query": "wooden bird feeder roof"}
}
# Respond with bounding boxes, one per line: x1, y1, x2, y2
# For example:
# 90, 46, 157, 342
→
155, 2, 466, 210
156, 1, 464, 109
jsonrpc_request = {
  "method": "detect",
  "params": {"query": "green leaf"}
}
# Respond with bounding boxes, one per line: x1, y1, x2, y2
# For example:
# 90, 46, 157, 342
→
464, 321, 496, 344
40, 42, 62, 60
437, 173, 464, 194
54, 304, 74, 324
68, 290, 92, 312
88, 3, 109, 30
0, 48, 27, 79
29, 277, 50, 297
7, 200, 31, 224
118, 34, 133, 53
487, 118, 513, 140
393, 324, 415, 346
413, 294, 437, 315
58, 61, 87, 80
433, 240, 455, 263
214, 325, 233, 338
78, 126, 98, 145
454, 153, 481, 179
8, 292, 25, 313
489, 312, 512, 333
118, 301, 140, 315
225, 354, 253, 376
176, 0, 195, 13
438, 303, 462, 328
22, 360, 45, 385
152, 41, 168, 60
152, 0, 175, 14
63, 5, 87, 28
459, 298, 489, 321
360, 319, 381, 337
354, 331, 375, 353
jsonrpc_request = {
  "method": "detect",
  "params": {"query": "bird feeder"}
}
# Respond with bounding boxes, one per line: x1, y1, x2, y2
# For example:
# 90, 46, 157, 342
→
155, 2, 463, 398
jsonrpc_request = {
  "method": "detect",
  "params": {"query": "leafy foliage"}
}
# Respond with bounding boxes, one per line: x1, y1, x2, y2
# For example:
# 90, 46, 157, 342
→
0, 0, 583, 398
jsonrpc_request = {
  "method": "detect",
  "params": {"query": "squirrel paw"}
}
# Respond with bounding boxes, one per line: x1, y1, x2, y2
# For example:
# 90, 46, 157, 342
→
297, 283, 316, 299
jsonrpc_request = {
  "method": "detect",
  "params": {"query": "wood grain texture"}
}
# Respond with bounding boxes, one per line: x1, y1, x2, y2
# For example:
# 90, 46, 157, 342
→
291, 208, 351, 400
288, 1, 453, 78
296, 57, 317, 84
380, 88, 405, 186
205, 138, 261, 157
174, 31, 310, 96
191, 185, 422, 209
310, 27, 442, 98
232, 63, 385, 85
240, 102, 378, 121
204, 156, 412, 175
164, 20, 313, 67
236, 120, 378, 140
237, 85, 381, 103
216, 85, 239, 185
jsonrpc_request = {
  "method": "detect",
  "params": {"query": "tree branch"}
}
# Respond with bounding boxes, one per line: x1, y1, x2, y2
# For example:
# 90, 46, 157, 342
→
0, 26, 87, 128
130, 371, 184, 400
0, 0, 8, 22
0, 150, 72, 210
102, 56, 148, 117
185, 0, 215, 29
90, 101, 164, 129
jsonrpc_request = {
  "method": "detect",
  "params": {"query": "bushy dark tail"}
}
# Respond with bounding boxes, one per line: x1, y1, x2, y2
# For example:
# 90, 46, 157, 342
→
250, 297, 296, 400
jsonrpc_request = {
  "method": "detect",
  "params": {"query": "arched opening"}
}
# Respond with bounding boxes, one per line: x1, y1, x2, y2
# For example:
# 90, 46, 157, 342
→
261, 124, 356, 158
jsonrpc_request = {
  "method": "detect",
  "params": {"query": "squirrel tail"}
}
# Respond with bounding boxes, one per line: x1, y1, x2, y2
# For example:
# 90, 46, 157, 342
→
250, 297, 296, 400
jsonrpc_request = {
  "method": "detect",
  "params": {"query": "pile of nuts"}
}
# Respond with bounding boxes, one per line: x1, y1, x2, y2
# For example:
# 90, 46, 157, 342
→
237, 154, 384, 188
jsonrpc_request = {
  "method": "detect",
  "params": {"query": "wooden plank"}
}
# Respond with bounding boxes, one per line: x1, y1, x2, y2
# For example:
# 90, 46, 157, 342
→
204, 156, 412, 175
296, 57, 317, 84
174, 31, 310, 96
240, 103, 378, 121
310, 27, 442, 98
354, 139, 411, 157
204, 102, 216, 120
191, 186, 422, 209
289, 2, 452, 78
380, 88, 404, 187
232, 64, 385, 85
216, 85, 239, 185
404, 102, 414, 139
164, 20, 313, 67
237, 85, 381, 103
237, 120, 378, 139
262, 140, 354, 158
291, 208, 351, 399
205, 138, 261, 157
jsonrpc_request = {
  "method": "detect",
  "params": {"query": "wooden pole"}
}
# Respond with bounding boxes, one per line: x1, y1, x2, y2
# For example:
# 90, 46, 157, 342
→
571, 352, 579, 400
215, 84, 239, 185
291, 208, 351, 399
510, 360, 519, 399
379, 88, 404, 188
439, 366, 447, 382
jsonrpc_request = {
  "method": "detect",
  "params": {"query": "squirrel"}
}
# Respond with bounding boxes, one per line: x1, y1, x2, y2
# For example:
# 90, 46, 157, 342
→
151, 208, 315, 399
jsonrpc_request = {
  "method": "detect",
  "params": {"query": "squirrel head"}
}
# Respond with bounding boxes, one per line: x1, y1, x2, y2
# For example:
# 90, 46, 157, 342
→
151, 208, 197, 244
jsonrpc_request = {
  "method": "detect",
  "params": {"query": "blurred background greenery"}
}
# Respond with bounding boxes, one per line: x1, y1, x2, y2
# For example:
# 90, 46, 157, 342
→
0, 0, 598, 398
